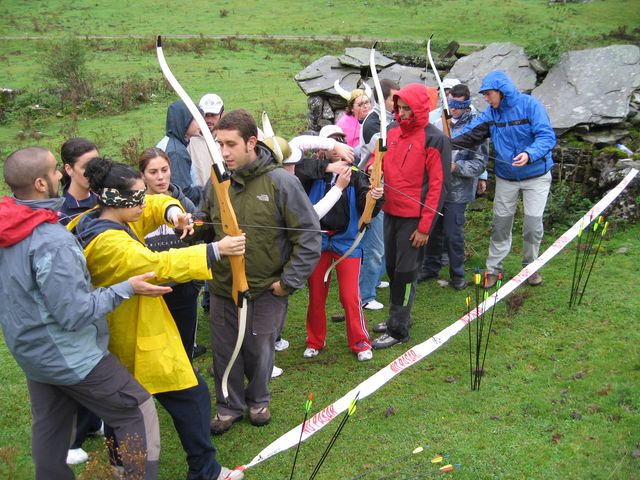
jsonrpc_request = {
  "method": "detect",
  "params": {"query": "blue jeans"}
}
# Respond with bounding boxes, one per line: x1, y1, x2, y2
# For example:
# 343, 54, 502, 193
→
359, 211, 385, 304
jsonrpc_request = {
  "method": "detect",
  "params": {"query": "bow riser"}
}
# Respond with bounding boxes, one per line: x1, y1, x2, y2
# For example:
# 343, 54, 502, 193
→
357, 139, 385, 230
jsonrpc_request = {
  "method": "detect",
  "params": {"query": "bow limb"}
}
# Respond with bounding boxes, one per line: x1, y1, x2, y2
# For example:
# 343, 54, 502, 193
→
323, 45, 386, 283
427, 34, 452, 138
156, 36, 249, 402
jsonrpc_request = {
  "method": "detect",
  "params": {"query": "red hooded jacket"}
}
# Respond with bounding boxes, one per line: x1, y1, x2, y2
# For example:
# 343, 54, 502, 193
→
381, 83, 451, 234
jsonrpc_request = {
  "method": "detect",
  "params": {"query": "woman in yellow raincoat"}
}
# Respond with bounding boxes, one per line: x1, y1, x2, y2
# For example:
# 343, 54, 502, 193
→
68, 157, 245, 480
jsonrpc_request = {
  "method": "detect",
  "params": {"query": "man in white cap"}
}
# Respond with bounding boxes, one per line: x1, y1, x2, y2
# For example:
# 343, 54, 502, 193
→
188, 93, 226, 189
200, 93, 225, 132
191, 93, 226, 317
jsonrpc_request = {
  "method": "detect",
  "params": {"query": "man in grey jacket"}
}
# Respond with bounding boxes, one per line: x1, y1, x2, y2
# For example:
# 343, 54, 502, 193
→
0, 147, 166, 480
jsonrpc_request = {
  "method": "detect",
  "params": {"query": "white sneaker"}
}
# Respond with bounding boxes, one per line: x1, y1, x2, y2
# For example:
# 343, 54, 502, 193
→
271, 365, 283, 378
274, 338, 290, 351
357, 349, 373, 361
66, 448, 89, 465
377, 281, 389, 289
363, 299, 384, 310
217, 466, 244, 479
89, 420, 104, 437
303, 347, 320, 358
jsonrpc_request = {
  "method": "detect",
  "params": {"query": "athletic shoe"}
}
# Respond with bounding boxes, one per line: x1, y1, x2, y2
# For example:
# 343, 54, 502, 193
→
485, 273, 499, 288
357, 349, 373, 361
417, 272, 438, 283
372, 321, 387, 333
363, 300, 384, 310
89, 421, 104, 437
66, 448, 89, 465
331, 313, 345, 322
303, 347, 320, 358
193, 344, 207, 358
249, 406, 271, 426
528, 272, 543, 286
372, 333, 408, 350
450, 277, 467, 290
274, 338, 290, 351
217, 466, 244, 479
210, 413, 242, 435
271, 365, 283, 378
377, 281, 390, 289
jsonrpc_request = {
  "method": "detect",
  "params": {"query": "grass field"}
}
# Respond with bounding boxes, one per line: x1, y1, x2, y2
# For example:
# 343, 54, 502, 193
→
1, 1, 639, 478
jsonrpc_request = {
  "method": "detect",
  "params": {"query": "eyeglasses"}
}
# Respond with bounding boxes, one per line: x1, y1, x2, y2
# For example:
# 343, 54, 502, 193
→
354, 99, 371, 108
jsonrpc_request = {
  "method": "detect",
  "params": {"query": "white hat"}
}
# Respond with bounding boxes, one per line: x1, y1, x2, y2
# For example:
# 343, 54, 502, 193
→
319, 124, 345, 139
284, 146, 302, 165
442, 78, 461, 90
199, 93, 224, 115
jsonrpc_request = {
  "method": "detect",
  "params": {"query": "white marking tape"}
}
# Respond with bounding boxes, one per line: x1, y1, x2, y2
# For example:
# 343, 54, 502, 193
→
242, 168, 638, 471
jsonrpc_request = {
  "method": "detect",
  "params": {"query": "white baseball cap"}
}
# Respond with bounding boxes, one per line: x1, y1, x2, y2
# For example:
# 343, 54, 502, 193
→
199, 93, 224, 115
442, 78, 461, 90
319, 124, 346, 139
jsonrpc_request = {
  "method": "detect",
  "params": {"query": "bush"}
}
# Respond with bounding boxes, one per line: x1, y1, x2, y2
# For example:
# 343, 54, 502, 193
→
544, 181, 594, 232
41, 37, 94, 108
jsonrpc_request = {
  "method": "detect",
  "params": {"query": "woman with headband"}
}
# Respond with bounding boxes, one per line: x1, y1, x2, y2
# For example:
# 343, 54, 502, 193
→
68, 157, 246, 480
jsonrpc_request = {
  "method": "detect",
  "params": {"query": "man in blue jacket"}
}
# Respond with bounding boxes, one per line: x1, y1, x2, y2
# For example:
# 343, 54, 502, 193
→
451, 70, 556, 287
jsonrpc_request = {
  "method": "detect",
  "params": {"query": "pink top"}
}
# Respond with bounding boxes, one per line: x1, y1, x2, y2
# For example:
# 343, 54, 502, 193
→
336, 113, 361, 148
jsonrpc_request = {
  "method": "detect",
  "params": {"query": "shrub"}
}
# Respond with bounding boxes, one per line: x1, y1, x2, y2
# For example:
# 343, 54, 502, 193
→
41, 37, 94, 108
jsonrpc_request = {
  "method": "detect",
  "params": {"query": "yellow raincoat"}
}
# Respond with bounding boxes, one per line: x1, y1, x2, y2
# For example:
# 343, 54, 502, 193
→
68, 194, 212, 394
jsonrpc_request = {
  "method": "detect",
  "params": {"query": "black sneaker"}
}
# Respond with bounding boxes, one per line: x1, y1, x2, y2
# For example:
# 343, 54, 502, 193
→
372, 333, 408, 349
417, 272, 438, 283
450, 277, 467, 290
193, 345, 207, 358
372, 322, 387, 333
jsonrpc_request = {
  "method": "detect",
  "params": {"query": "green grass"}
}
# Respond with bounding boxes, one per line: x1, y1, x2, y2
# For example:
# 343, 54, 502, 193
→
1, 1, 639, 478
1, 0, 638, 47
2, 217, 639, 479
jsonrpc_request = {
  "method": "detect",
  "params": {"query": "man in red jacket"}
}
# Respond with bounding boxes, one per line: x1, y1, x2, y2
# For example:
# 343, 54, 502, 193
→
372, 84, 451, 349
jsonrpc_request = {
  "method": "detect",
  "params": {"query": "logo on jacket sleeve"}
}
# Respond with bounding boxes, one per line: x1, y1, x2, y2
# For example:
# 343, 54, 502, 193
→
256, 194, 270, 202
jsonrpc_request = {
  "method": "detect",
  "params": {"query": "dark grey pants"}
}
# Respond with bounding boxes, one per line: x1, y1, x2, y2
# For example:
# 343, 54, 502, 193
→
28, 354, 159, 480
210, 291, 287, 417
384, 214, 423, 340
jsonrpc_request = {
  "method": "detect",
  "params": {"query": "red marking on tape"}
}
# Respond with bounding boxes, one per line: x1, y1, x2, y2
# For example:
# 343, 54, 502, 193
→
303, 404, 337, 434
390, 348, 420, 373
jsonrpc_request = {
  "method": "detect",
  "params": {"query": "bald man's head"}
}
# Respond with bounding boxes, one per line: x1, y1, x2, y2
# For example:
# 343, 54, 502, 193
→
4, 147, 60, 199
